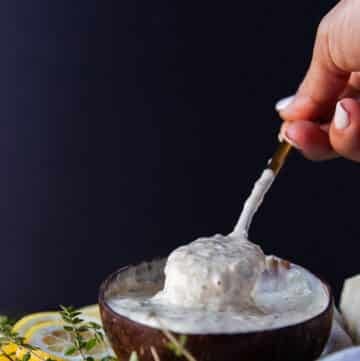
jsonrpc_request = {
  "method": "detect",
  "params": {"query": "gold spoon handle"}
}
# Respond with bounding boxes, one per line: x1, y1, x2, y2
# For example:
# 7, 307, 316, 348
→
268, 141, 292, 175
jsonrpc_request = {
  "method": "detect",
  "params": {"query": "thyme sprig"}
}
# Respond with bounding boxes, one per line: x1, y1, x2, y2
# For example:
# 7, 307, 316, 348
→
59, 306, 115, 361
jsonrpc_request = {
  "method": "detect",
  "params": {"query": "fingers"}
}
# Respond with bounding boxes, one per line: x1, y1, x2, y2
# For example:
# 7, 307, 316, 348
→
276, 72, 360, 116
279, 98, 360, 162
278, 16, 350, 123
274, 1, 360, 163
329, 98, 360, 162
339, 72, 360, 98
279, 120, 337, 161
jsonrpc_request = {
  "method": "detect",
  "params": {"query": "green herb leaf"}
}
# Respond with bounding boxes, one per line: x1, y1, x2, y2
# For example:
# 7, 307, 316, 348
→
65, 346, 77, 356
77, 326, 88, 333
179, 335, 187, 347
85, 339, 97, 351
72, 318, 83, 324
22, 352, 31, 361
166, 334, 188, 357
88, 322, 101, 330
101, 356, 117, 361
129, 351, 139, 361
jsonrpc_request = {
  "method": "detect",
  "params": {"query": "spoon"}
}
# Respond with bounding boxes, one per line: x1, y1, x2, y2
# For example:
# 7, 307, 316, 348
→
268, 141, 292, 175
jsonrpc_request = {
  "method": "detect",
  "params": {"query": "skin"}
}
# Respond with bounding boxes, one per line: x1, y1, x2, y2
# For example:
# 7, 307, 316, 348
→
278, 0, 360, 162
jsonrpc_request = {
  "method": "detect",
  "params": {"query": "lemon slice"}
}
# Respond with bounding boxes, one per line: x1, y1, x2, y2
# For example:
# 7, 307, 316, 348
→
13, 311, 101, 337
24, 321, 113, 361
79, 305, 100, 319
0, 343, 18, 360
16, 346, 65, 361
13, 312, 62, 336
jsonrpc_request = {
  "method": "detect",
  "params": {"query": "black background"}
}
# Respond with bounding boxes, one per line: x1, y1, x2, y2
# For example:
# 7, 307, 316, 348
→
1, 0, 358, 314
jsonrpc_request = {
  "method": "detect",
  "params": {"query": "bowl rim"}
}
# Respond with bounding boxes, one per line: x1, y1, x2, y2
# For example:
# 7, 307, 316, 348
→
98, 259, 334, 336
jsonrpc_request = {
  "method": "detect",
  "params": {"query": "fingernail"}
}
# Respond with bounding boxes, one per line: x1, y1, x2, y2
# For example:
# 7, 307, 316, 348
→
280, 123, 301, 149
334, 101, 350, 130
277, 132, 284, 142
275, 95, 295, 112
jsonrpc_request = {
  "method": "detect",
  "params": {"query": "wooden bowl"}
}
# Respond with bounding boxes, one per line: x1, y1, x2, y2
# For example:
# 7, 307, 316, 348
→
99, 259, 333, 361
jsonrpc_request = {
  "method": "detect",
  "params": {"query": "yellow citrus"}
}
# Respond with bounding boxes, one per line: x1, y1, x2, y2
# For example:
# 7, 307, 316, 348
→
24, 321, 113, 361
79, 305, 100, 320
16, 346, 65, 361
0, 343, 18, 361
13, 313, 62, 336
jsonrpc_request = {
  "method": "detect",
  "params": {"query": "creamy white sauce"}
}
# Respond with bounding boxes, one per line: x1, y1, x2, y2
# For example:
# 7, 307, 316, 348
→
153, 235, 265, 312
106, 168, 329, 334
106, 257, 328, 334
231, 169, 275, 238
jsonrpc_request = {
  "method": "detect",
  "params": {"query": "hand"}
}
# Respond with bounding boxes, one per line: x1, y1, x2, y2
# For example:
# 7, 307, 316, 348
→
276, 0, 360, 162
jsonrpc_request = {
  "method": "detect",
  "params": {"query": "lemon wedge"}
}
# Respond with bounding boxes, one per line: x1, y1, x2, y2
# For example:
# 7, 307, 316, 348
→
24, 321, 113, 361
13, 313, 62, 336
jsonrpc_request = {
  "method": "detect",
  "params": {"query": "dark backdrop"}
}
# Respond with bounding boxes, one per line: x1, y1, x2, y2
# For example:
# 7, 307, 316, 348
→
0, 0, 357, 314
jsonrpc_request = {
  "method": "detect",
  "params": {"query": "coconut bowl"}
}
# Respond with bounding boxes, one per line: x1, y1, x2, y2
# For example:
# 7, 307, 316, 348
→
99, 259, 333, 361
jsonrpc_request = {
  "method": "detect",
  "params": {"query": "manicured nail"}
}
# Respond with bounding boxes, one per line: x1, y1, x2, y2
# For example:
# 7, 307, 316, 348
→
275, 95, 295, 112
277, 132, 284, 142
334, 101, 350, 130
280, 123, 301, 149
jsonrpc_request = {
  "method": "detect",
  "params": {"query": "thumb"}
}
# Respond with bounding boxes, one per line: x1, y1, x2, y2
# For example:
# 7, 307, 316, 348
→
330, 98, 360, 162
278, 16, 350, 122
